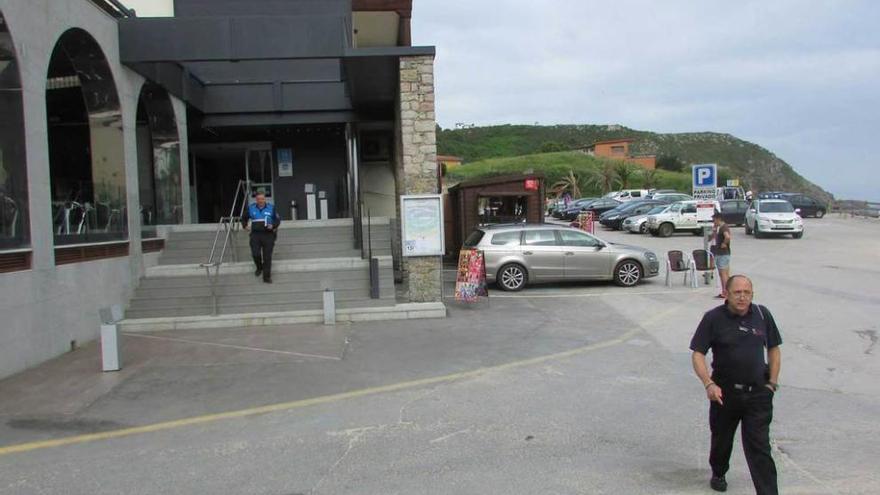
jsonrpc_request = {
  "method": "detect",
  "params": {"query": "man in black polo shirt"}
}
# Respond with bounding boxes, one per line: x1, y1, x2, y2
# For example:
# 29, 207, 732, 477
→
690, 275, 782, 494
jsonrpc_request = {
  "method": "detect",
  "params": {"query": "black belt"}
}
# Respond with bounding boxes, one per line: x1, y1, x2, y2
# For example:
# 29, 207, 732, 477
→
729, 383, 762, 392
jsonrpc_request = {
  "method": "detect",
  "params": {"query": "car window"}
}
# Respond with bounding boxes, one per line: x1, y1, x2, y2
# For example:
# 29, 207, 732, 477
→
760, 202, 794, 213
522, 230, 559, 246
668, 203, 683, 212
631, 191, 641, 198
682, 204, 696, 213
559, 230, 600, 247
648, 206, 666, 214
463, 230, 485, 247
490, 231, 522, 246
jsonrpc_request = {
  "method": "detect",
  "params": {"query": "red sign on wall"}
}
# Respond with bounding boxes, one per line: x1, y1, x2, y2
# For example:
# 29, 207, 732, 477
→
524, 179, 539, 191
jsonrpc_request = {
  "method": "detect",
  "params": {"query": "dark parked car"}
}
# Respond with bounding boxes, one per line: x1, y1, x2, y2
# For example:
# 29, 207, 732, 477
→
779, 194, 827, 218
718, 199, 749, 226
581, 198, 623, 216
600, 200, 666, 230
553, 198, 596, 219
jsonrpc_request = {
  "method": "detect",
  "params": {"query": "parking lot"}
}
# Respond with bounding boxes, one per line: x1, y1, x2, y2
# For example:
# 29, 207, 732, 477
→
0, 215, 878, 494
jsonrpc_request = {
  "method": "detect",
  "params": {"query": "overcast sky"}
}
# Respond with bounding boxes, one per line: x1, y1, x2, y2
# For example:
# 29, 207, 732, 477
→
412, 0, 879, 201
123, 0, 879, 200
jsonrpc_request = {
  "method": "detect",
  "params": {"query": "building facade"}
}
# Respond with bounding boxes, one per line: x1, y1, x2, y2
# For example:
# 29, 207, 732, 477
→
0, 0, 440, 379
581, 138, 656, 170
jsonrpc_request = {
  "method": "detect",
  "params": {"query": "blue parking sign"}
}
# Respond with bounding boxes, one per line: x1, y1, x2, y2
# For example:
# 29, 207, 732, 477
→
692, 164, 717, 188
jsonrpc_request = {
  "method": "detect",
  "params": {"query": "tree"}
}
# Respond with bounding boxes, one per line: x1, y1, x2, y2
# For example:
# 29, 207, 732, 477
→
656, 155, 684, 172
613, 162, 640, 189
550, 170, 582, 198
539, 141, 566, 153
641, 168, 659, 189
586, 162, 616, 194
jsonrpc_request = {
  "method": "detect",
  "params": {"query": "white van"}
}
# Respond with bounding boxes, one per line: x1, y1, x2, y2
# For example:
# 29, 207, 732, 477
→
612, 189, 649, 202
646, 200, 720, 237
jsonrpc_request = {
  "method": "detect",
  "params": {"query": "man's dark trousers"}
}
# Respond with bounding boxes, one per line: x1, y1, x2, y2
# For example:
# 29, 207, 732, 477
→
250, 231, 276, 281
710, 386, 778, 495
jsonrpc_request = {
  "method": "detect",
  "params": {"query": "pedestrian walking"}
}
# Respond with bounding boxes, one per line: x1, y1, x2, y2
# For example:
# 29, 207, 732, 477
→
712, 211, 732, 299
690, 275, 782, 494
241, 192, 281, 284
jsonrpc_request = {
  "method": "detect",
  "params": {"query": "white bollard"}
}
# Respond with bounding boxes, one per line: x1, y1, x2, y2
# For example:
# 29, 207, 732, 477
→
101, 323, 121, 372
323, 289, 336, 325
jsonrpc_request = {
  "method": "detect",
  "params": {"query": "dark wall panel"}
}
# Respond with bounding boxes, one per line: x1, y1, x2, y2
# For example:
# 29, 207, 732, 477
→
174, 0, 352, 17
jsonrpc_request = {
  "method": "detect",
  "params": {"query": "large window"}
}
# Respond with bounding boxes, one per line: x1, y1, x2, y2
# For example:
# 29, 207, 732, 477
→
0, 12, 28, 250
47, 29, 126, 246
477, 195, 528, 225
137, 83, 182, 238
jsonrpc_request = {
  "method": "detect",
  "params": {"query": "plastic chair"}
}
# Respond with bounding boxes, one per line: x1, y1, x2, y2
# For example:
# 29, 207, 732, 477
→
665, 250, 694, 287
691, 249, 715, 288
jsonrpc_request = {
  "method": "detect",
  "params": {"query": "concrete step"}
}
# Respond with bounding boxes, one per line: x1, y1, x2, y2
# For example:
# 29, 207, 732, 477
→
125, 296, 398, 320
121, 302, 447, 332
138, 268, 379, 290
129, 287, 392, 311
134, 279, 396, 300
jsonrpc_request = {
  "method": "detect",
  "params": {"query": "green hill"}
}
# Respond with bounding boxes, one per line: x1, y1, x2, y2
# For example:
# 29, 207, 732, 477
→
438, 124, 832, 202
445, 151, 692, 196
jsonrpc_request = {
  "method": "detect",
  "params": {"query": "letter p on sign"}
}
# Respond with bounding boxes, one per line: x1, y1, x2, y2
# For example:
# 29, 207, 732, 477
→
692, 164, 717, 188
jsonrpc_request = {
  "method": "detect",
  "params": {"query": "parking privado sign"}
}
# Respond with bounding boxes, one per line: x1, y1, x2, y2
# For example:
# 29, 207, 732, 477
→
692, 163, 717, 200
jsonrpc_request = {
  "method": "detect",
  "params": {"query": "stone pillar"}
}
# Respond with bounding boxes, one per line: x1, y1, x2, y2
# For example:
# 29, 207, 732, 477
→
397, 55, 441, 303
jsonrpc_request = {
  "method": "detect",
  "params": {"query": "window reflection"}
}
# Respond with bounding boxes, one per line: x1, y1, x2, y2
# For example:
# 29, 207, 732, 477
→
47, 29, 127, 245
0, 12, 29, 250
137, 84, 182, 239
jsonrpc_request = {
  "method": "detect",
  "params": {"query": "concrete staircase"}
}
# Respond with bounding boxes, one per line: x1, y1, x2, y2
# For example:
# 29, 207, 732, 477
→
158, 221, 392, 266
122, 218, 446, 330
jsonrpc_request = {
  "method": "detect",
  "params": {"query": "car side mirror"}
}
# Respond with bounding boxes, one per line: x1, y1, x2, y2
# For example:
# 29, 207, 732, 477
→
596, 242, 606, 250
795, 208, 802, 215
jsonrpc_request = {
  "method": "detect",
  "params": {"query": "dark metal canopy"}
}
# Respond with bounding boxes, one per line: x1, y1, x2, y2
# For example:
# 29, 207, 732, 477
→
118, 14, 434, 127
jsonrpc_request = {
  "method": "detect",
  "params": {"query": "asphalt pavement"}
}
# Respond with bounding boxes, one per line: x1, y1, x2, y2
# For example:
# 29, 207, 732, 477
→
0, 215, 877, 494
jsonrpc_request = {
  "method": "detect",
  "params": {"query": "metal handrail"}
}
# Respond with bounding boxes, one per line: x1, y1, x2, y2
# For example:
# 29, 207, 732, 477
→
358, 201, 380, 299
201, 180, 251, 315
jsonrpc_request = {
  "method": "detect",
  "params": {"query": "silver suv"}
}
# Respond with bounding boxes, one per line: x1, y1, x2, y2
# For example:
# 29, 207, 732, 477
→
463, 224, 660, 291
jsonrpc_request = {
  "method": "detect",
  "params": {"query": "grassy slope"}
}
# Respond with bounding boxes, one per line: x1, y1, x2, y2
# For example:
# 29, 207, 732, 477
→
438, 125, 833, 202
445, 151, 692, 196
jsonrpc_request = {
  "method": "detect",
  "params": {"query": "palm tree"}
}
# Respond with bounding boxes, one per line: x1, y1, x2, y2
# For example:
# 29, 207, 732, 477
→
640, 168, 659, 189
550, 170, 582, 199
586, 162, 616, 194
614, 162, 640, 189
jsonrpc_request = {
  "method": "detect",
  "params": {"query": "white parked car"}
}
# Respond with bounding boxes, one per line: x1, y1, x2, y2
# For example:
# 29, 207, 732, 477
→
646, 200, 719, 237
611, 189, 650, 202
744, 199, 804, 238
623, 205, 668, 234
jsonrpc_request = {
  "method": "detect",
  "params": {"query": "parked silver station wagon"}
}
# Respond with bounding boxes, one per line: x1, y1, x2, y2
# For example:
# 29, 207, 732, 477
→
463, 224, 660, 291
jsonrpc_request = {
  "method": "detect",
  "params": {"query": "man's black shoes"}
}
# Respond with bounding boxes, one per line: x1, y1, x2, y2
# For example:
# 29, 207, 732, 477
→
254, 268, 262, 277
710, 475, 727, 492
263, 277, 272, 284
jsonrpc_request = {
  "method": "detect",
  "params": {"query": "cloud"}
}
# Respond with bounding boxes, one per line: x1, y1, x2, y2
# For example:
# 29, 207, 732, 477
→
413, 0, 880, 199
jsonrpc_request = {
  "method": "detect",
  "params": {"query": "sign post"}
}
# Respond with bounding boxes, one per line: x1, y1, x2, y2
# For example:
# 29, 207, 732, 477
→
693, 164, 718, 286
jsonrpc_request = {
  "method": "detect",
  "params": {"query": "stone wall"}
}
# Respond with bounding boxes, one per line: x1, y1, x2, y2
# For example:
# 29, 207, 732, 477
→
396, 55, 442, 303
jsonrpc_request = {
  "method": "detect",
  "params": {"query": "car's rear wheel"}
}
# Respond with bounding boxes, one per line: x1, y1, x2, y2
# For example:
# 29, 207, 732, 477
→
658, 223, 674, 237
815, 210, 825, 218
614, 260, 643, 287
497, 263, 527, 291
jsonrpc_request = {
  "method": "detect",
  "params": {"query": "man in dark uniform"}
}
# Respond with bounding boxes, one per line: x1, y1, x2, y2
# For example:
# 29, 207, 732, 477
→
690, 275, 782, 494
241, 192, 281, 283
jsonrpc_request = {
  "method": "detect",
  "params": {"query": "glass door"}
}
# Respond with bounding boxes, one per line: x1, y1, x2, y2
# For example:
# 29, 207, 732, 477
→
245, 147, 274, 204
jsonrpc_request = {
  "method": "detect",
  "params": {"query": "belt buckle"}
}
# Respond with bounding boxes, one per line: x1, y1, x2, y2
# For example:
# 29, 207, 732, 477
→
733, 383, 753, 391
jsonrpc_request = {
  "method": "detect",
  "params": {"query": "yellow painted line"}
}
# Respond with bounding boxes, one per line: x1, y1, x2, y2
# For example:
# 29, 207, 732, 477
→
0, 307, 680, 457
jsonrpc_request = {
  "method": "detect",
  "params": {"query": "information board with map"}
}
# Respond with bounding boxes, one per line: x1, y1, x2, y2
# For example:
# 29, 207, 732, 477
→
401, 195, 445, 257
